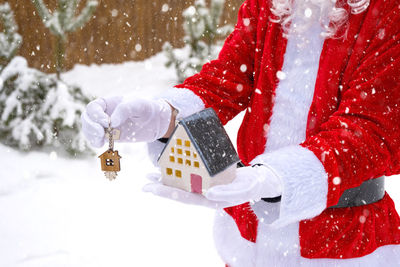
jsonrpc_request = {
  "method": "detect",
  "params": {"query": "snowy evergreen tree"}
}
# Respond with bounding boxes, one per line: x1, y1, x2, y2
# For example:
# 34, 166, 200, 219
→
164, 0, 233, 82
31, 0, 98, 77
0, 3, 22, 73
0, 56, 92, 155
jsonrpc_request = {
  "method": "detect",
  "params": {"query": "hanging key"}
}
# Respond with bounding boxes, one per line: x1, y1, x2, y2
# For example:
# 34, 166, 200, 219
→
99, 126, 121, 181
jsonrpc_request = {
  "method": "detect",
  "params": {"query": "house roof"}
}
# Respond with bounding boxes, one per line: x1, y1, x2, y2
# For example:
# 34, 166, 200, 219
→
98, 150, 121, 159
159, 108, 240, 177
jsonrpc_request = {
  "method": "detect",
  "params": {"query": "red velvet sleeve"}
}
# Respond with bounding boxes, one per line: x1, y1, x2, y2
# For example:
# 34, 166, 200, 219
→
174, 0, 260, 124
301, 8, 400, 207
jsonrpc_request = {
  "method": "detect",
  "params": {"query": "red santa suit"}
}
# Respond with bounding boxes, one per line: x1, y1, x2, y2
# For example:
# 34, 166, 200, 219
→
156, 0, 400, 265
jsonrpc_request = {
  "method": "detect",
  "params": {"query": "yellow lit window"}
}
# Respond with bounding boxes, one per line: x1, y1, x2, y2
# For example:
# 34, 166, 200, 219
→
171, 147, 175, 153
194, 161, 200, 168
166, 168, 173, 175
193, 153, 197, 158
185, 150, 191, 156
169, 156, 175, 162
185, 140, 191, 147
177, 148, 183, 154
185, 160, 191, 166
178, 158, 183, 164
177, 139, 182, 145
175, 170, 182, 178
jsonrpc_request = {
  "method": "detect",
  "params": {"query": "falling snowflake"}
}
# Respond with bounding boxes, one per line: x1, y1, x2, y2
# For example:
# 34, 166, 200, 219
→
161, 4, 169, 13
333, 177, 341, 185
276, 71, 287, 80
111, 9, 118, 17
304, 8, 312, 18
135, 43, 142, 52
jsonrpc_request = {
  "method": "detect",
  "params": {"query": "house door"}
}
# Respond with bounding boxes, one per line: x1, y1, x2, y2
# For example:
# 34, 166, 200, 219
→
190, 174, 202, 194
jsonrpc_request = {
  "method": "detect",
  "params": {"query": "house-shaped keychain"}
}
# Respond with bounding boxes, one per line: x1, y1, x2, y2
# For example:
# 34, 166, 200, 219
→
99, 150, 121, 171
158, 108, 240, 195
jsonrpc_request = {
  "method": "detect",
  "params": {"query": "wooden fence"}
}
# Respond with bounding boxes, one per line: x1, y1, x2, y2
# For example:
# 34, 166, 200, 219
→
4, 0, 243, 72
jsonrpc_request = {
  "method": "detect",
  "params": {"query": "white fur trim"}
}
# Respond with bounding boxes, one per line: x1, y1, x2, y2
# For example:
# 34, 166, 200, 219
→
252, 201, 302, 267
213, 210, 256, 267
251, 145, 328, 228
252, 0, 329, 229
159, 87, 205, 120
265, 10, 325, 152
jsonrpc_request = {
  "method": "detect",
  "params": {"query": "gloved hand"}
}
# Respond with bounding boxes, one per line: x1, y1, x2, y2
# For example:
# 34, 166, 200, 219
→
143, 172, 233, 209
143, 164, 283, 209
205, 164, 282, 205
81, 96, 123, 147
81, 96, 173, 147
109, 97, 172, 143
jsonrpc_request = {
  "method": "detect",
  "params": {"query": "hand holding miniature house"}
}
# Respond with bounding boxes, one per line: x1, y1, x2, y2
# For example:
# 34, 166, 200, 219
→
158, 108, 240, 195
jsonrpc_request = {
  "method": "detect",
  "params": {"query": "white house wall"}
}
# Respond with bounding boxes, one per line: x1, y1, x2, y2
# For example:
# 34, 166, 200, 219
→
159, 126, 191, 192
159, 125, 237, 195
160, 125, 213, 193
208, 165, 236, 190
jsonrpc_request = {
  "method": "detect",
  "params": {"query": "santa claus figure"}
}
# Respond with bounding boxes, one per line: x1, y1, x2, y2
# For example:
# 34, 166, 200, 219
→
82, 0, 400, 265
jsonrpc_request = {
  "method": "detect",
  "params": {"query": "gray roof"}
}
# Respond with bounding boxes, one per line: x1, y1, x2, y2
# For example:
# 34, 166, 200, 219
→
175, 108, 240, 176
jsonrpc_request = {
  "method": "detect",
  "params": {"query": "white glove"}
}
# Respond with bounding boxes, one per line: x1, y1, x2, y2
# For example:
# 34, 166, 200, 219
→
143, 172, 233, 209
143, 164, 283, 209
81, 96, 123, 147
110, 97, 172, 143
205, 165, 283, 205
81, 96, 172, 147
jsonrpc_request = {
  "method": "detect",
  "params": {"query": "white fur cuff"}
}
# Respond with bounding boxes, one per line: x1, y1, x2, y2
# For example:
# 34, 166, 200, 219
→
251, 145, 328, 228
159, 87, 205, 119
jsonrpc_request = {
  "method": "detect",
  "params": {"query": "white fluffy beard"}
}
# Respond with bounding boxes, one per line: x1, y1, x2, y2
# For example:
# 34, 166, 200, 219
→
270, 0, 370, 38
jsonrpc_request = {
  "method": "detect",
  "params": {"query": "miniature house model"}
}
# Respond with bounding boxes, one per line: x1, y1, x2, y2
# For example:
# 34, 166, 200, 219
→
99, 150, 121, 172
158, 108, 240, 195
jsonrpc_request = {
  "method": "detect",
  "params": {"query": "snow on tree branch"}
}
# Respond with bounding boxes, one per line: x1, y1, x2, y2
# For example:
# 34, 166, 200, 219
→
31, 0, 98, 37
163, 0, 233, 82
31, 0, 99, 77
0, 56, 93, 154
67, 1, 98, 32
31, 0, 52, 24
0, 2, 22, 72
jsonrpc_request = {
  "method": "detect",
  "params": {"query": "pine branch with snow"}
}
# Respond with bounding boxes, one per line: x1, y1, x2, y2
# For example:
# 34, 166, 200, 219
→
163, 42, 187, 83
0, 56, 93, 155
67, 1, 98, 32
0, 2, 22, 73
31, 0, 98, 77
32, 0, 98, 37
163, 0, 233, 83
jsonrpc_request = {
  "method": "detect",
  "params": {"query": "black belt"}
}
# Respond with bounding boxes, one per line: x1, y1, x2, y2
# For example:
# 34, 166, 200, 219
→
262, 176, 385, 208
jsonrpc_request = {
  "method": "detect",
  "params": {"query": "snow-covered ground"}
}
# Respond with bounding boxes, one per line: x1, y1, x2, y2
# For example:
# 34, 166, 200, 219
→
0, 53, 235, 267
0, 141, 223, 267
1, 52, 400, 267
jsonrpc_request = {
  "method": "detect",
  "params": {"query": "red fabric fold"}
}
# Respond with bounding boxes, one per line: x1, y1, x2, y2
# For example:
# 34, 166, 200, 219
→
300, 193, 400, 258
224, 202, 258, 243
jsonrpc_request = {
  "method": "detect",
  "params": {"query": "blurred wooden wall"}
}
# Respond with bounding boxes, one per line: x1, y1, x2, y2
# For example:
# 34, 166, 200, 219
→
3, 0, 243, 73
